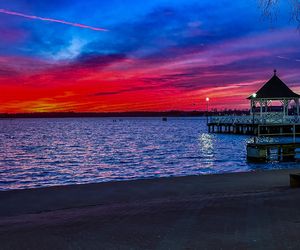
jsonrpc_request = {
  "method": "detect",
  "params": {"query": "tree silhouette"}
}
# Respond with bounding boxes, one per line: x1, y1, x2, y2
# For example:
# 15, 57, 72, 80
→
260, 0, 300, 26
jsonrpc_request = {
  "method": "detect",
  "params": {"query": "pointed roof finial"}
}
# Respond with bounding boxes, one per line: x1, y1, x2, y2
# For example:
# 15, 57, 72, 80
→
274, 69, 277, 76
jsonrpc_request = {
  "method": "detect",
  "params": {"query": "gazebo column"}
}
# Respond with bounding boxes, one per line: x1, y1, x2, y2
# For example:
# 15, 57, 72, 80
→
253, 100, 257, 114
282, 100, 286, 118
264, 100, 268, 113
295, 98, 299, 116
282, 99, 289, 118
250, 100, 257, 114
259, 99, 263, 117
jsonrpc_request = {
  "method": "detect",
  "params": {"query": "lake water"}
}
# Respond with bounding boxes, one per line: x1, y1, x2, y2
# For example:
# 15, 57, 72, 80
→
0, 117, 298, 190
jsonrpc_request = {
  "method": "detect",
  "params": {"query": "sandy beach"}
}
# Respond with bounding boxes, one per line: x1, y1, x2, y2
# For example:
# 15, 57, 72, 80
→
1, 168, 300, 249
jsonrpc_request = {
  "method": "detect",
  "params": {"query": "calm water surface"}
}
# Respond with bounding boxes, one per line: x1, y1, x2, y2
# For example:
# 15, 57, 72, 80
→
0, 117, 298, 190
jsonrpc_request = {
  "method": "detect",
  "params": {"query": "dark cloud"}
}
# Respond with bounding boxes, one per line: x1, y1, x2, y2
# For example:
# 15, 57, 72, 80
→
82, 2, 271, 62
0, 68, 19, 77
22, 53, 128, 84
92, 86, 151, 96
83, 6, 207, 56
73, 53, 127, 69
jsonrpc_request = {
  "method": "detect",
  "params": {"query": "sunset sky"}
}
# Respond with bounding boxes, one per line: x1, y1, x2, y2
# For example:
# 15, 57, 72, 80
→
1, 0, 300, 113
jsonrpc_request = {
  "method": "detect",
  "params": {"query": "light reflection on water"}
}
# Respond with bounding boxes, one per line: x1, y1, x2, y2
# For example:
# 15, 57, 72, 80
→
0, 117, 299, 190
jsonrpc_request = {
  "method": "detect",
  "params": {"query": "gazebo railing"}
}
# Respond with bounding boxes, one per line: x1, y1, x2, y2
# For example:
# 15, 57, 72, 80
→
209, 113, 300, 125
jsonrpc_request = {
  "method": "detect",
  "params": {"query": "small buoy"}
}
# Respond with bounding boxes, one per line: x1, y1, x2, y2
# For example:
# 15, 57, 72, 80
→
162, 117, 167, 121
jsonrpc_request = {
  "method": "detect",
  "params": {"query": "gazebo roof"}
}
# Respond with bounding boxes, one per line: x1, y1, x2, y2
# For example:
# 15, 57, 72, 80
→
247, 70, 300, 100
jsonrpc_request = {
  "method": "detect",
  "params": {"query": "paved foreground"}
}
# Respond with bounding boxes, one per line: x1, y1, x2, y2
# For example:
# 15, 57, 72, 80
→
0, 169, 300, 249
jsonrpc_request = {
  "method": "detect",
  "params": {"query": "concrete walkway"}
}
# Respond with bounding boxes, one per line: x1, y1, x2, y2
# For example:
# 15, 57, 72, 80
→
0, 169, 300, 249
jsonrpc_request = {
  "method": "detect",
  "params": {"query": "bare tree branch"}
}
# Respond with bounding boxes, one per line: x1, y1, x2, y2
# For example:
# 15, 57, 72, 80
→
290, 0, 300, 26
260, 0, 300, 27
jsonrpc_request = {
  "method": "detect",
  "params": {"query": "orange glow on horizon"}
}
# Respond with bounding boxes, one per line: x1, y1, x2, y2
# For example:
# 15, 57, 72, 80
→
1, 28, 300, 113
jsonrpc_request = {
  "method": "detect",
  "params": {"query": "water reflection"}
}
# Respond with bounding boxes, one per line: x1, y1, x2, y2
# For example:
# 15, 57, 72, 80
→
0, 117, 299, 190
198, 133, 214, 158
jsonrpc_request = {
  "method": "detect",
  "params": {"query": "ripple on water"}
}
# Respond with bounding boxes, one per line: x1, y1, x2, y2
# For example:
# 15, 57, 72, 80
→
0, 117, 299, 190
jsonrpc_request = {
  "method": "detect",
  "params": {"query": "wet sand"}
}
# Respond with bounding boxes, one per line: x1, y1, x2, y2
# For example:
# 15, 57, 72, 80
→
1, 168, 300, 249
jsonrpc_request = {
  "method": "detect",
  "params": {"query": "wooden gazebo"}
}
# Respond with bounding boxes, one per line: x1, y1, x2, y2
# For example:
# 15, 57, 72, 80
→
247, 70, 300, 117
208, 70, 300, 135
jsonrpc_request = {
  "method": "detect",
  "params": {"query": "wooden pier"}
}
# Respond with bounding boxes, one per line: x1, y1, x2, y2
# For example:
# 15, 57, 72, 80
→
207, 115, 300, 136
247, 142, 300, 162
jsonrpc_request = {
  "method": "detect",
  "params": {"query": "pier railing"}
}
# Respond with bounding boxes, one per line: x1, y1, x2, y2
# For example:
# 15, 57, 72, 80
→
209, 114, 300, 125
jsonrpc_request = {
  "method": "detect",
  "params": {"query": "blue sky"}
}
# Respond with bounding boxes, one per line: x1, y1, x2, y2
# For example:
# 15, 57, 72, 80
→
0, 0, 300, 112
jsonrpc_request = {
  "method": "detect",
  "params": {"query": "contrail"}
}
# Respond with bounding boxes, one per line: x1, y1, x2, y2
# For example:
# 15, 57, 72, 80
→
0, 8, 108, 32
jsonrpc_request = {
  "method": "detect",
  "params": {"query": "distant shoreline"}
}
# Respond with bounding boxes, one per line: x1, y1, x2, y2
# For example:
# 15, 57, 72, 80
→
0, 110, 249, 119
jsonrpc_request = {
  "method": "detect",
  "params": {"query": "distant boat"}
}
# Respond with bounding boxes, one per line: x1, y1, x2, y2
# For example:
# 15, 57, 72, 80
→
162, 117, 168, 121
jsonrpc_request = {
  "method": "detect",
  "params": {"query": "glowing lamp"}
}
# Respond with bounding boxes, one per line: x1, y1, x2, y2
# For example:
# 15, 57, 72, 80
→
206, 97, 210, 102
252, 93, 257, 98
